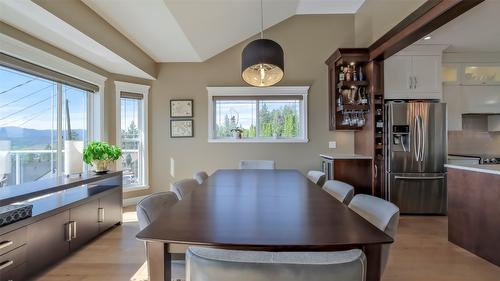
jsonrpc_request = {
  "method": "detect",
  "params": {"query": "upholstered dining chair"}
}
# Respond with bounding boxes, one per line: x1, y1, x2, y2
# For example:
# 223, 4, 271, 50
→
239, 160, 276, 170
306, 170, 326, 186
193, 171, 209, 184
172, 178, 200, 200
136, 192, 185, 280
186, 247, 366, 281
348, 194, 400, 275
323, 180, 355, 205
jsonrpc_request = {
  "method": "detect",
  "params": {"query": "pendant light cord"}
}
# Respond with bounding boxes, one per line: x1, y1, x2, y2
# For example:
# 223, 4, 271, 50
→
260, 0, 264, 39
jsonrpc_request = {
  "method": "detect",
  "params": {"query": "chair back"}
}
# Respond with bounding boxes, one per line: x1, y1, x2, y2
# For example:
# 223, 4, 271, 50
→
306, 170, 326, 186
323, 180, 355, 204
348, 194, 400, 274
186, 247, 366, 281
193, 171, 209, 184
239, 160, 276, 170
172, 178, 200, 199
136, 192, 178, 230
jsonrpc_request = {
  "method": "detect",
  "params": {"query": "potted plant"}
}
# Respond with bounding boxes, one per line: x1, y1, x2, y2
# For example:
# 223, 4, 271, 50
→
230, 127, 244, 139
83, 141, 122, 174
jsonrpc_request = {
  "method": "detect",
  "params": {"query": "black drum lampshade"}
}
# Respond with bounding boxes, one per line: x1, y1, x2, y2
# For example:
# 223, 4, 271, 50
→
241, 38, 284, 87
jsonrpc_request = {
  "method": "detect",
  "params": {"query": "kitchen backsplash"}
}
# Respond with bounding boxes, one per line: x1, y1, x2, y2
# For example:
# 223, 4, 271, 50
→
449, 130, 500, 155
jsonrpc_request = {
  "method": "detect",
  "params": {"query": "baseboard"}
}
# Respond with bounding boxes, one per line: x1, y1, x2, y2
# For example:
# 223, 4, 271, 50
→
123, 195, 148, 207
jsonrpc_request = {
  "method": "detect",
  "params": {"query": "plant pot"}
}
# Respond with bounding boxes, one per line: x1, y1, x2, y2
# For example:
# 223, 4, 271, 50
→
233, 131, 242, 139
92, 160, 111, 173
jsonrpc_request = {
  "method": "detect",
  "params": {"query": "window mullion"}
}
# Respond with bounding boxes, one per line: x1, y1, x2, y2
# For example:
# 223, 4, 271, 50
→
56, 83, 63, 177
256, 99, 260, 137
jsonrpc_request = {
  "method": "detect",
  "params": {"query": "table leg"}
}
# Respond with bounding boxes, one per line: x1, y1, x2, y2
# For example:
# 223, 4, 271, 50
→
364, 244, 382, 281
146, 241, 171, 281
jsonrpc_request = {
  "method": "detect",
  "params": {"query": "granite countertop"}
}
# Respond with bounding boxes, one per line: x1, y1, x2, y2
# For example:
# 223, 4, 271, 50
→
445, 164, 500, 176
320, 154, 373, 160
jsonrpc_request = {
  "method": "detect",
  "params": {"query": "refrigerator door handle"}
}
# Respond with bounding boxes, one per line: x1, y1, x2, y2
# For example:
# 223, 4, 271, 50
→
395, 175, 445, 180
419, 115, 425, 162
414, 116, 420, 161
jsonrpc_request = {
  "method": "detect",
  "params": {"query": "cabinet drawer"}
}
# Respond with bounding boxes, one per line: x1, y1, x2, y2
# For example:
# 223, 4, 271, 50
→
0, 245, 27, 277
0, 263, 26, 281
0, 228, 26, 256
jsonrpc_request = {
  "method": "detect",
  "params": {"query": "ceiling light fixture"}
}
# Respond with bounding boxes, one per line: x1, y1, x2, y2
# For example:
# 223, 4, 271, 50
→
423, 36, 432, 40
241, 0, 284, 87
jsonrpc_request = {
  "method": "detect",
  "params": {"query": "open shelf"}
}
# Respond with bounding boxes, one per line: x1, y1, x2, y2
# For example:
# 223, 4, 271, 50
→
337, 80, 369, 88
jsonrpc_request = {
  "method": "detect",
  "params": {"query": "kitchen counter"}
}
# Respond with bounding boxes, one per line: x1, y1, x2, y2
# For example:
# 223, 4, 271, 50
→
446, 164, 500, 266
445, 164, 500, 176
320, 154, 373, 160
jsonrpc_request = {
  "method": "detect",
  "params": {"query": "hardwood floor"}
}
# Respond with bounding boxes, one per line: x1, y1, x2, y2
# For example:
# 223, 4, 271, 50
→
34, 209, 500, 281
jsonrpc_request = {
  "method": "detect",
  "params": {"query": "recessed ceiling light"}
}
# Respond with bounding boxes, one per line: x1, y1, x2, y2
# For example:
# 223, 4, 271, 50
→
423, 36, 432, 40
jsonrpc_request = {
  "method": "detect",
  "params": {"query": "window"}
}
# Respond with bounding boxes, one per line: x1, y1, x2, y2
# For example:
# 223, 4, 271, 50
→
207, 86, 309, 143
0, 63, 97, 187
115, 82, 149, 191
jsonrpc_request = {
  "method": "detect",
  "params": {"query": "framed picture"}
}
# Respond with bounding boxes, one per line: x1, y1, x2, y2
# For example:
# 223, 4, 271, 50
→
170, 119, 194, 138
170, 99, 193, 118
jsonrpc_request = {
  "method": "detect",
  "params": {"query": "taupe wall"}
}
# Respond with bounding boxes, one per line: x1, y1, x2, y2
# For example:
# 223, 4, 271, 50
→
354, 0, 426, 47
150, 15, 356, 192
449, 131, 500, 155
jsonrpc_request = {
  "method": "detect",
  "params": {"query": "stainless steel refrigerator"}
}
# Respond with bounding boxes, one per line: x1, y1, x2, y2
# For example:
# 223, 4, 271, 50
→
385, 101, 447, 214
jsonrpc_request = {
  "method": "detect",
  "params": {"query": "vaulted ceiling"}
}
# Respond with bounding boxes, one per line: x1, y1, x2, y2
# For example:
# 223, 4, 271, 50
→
83, 0, 365, 62
0, 0, 364, 78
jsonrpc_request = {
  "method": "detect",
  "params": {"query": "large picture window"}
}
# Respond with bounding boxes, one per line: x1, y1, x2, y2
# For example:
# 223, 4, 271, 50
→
207, 87, 309, 143
0, 64, 95, 187
115, 82, 149, 190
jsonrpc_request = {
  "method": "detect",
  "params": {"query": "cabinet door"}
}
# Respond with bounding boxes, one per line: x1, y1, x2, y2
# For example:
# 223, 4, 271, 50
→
384, 55, 412, 99
27, 211, 70, 277
412, 55, 442, 98
98, 188, 122, 233
69, 199, 99, 251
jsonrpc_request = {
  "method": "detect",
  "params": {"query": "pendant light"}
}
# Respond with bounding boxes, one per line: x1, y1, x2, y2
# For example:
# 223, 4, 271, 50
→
241, 0, 284, 87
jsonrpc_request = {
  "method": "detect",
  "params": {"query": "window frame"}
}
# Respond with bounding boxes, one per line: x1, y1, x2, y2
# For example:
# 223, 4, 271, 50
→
207, 86, 309, 143
115, 81, 150, 192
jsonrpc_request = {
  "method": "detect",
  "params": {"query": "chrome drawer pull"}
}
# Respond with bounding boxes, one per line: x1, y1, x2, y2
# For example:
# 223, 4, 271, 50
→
0, 241, 13, 250
98, 208, 105, 223
395, 176, 445, 180
0, 260, 13, 270
71, 221, 77, 239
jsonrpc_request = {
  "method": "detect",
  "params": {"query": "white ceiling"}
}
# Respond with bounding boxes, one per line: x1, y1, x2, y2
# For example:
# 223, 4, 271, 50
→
0, 0, 154, 79
83, 0, 365, 62
417, 0, 500, 53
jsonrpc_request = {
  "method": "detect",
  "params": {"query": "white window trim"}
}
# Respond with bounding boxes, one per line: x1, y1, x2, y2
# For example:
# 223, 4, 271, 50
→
0, 33, 106, 142
115, 81, 150, 192
207, 86, 309, 143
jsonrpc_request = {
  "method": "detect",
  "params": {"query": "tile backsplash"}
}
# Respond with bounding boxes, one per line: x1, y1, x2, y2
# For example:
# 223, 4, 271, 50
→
449, 130, 500, 155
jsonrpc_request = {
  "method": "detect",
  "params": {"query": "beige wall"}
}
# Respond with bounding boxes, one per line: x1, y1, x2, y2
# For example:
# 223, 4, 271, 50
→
149, 15, 356, 192
449, 131, 500, 155
354, 0, 427, 47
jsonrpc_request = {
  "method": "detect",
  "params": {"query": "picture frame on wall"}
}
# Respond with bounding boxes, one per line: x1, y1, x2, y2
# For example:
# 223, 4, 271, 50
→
170, 99, 193, 118
170, 119, 194, 138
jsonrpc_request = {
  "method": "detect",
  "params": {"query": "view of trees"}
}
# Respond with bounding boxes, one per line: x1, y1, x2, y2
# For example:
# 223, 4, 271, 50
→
216, 102, 299, 138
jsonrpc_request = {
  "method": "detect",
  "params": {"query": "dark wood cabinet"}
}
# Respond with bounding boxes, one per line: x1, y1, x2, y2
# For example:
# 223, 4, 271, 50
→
69, 200, 100, 251
26, 210, 70, 276
98, 188, 122, 233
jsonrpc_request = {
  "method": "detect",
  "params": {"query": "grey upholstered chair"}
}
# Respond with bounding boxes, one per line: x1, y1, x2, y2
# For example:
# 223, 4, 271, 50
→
193, 171, 209, 184
136, 192, 179, 231
186, 247, 366, 281
323, 180, 355, 205
239, 160, 276, 170
136, 192, 185, 279
172, 178, 200, 199
306, 170, 326, 186
348, 194, 400, 275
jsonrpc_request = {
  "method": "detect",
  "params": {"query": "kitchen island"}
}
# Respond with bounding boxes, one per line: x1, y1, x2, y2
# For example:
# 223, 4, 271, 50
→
445, 164, 500, 266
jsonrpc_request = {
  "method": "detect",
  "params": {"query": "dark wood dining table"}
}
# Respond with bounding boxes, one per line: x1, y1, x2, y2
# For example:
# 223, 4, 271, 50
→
137, 169, 393, 281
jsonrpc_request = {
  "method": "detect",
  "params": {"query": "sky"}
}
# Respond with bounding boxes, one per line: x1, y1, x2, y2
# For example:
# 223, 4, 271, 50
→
0, 66, 87, 131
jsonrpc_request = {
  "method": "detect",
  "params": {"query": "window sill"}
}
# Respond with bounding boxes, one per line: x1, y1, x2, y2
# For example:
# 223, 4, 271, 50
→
123, 185, 150, 192
208, 138, 309, 143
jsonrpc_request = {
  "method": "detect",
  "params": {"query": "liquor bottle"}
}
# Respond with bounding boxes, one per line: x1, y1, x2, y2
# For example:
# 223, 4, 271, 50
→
339, 66, 345, 81
353, 69, 358, 81
358, 66, 364, 81
360, 88, 368, 105
345, 66, 352, 81
337, 94, 344, 111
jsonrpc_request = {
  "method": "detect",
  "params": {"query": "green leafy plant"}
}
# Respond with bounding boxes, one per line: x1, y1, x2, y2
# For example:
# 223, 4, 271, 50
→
83, 141, 122, 170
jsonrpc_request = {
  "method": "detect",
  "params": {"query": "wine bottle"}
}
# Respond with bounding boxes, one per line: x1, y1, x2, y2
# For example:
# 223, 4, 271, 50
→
339, 66, 345, 81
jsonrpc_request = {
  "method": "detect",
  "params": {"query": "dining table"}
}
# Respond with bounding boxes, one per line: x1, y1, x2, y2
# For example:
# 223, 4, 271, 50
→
136, 169, 393, 281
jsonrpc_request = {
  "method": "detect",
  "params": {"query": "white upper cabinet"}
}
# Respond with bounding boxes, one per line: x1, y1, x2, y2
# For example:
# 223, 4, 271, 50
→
463, 64, 500, 85
384, 55, 442, 100
384, 45, 446, 100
